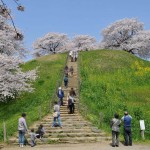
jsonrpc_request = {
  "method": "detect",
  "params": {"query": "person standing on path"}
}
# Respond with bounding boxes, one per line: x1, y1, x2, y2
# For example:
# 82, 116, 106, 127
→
64, 65, 69, 77
52, 102, 62, 128
18, 113, 28, 147
69, 66, 74, 77
74, 51, 78, 62
67, 88, 76, 114
121, 111, 132, 146
64, 75, 68, 88
57, 87, 64, 106
110, 113, 121, 147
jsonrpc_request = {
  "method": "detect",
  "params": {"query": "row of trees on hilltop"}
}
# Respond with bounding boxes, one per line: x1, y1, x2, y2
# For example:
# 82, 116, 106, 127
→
0, 1, 37, 102
33, 18, 150, 59
33, 33, 97, 57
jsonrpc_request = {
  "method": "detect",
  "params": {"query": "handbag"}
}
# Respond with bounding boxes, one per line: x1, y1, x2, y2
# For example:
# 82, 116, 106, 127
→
53, 112, 58, 117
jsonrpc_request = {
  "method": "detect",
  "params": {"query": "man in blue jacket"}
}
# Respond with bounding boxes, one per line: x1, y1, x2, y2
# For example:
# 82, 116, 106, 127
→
57, 87, 64, 106
121, 111, 132, 146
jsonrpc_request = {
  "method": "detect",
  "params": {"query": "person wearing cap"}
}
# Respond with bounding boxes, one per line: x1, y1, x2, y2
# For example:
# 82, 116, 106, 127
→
121, 111, 132, 146
57, 87, 64, 106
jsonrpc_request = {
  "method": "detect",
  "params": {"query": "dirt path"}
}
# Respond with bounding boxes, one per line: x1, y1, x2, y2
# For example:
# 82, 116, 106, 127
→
2, 142, 150, 150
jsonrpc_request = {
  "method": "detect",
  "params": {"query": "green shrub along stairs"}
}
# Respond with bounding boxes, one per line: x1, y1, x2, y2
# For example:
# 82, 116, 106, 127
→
8, 55, 111, 145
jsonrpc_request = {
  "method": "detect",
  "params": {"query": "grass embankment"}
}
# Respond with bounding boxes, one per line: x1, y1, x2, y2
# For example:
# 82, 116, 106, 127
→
0, 53, 67, 142
79, 50, 150, 141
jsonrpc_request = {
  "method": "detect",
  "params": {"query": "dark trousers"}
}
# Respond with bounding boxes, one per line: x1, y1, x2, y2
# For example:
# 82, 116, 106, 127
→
64, 81, 68, 87
124, 127, 132, 146
71, 57, 73, 62
69, 105, 73, 113
58, 98, 63, 106
112, 131, 120, 146
69, 103, 75, 114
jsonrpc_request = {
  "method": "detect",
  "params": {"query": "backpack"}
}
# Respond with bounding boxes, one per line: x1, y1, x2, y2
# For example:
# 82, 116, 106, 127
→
64, 76, 68, 82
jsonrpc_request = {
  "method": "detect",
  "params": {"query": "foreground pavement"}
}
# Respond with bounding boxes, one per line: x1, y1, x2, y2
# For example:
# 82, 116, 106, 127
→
2, 142, 150, 150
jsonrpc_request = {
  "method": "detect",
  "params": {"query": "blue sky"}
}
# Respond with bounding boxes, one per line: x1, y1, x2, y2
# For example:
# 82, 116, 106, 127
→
6, 0, 150, 59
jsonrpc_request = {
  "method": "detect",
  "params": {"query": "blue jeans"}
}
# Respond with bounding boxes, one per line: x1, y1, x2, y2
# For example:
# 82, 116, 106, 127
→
52, 112, 62, 127
18, 130, 25, 145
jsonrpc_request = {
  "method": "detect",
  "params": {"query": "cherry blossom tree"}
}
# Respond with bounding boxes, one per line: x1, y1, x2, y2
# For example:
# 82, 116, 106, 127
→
0, 1, 37, 102
100, 18, 150, 58
0, 16, 25, 57
101, 18, 144, 49
0, 1, 26, 58
0, 54, 37, 102
72, 35, 97, 51
33, 32, 69, 57
121, 30, 150, 58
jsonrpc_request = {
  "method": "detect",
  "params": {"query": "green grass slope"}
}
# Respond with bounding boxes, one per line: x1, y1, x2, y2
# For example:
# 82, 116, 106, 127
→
79, 50, 150, 141
0, 53, 67, 142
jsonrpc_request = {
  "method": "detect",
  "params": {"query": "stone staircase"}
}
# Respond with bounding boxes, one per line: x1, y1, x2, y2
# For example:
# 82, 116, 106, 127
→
9, 56, 111, 145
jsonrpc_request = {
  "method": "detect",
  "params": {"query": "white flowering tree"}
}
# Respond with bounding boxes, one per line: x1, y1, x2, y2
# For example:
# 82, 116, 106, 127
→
0, 54, 37, 102
100, 18, 150, 58
0, 16, 25, 57
121, 31, 150, 58
33, 32, 69, 57
0, 2, 37, 102
72, 35, 97, 51
101, 18, 144, 49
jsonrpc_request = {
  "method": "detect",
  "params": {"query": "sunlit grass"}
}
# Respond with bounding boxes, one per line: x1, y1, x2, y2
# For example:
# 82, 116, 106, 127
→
79, 50, 150, 141
0, 53, 67, 142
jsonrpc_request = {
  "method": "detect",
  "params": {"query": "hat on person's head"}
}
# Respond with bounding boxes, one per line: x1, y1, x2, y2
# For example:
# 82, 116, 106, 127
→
58, 87, 61, 90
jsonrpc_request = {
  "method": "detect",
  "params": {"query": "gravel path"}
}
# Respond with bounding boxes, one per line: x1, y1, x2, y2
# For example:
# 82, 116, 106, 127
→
2, 142, 150, 150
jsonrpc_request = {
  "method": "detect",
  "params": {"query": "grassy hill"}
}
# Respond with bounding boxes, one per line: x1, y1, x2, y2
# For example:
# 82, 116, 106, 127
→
0, 53, 67, 142
79, 50, 150, 141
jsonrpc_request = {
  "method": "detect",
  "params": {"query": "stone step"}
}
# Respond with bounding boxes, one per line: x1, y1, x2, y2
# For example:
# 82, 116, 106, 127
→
58, 136, 111, 143
36, 121, 91, 127
41, 119, 85, 122
42, 117, 81, 121
0, 144, 4, 149
42, 116, 83, 120
44, 128, 92, 133
61, 88, 78, 92
36, 120, 91, 124
33, 126, 92, 130
9, 136, 111, 145
39, 119, 90, 122
16, 132, 106, 139
35, 123, 91, 128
